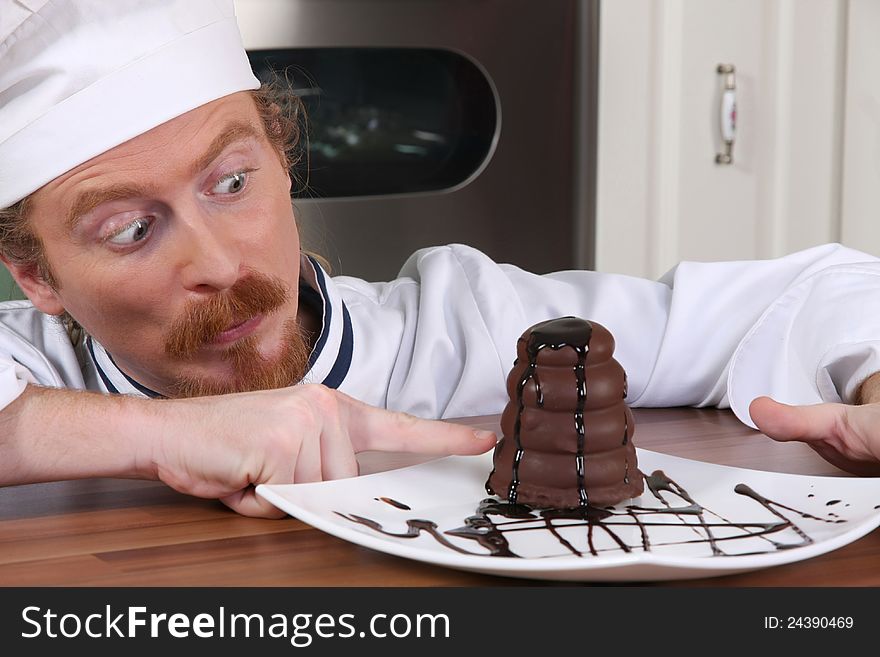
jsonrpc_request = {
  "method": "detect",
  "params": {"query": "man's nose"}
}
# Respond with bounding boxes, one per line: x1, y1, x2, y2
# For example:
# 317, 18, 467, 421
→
175, 206, 242, 292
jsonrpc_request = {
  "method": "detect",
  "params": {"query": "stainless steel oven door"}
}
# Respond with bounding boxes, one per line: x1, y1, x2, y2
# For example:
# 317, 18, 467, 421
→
234, 0, 597, 280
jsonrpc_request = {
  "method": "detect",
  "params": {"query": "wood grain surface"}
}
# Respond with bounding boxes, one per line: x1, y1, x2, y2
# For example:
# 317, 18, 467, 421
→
1, 408, 877, 587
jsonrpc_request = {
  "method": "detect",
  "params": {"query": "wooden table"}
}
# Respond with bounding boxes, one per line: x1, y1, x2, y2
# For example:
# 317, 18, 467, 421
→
1, 408, 878, 586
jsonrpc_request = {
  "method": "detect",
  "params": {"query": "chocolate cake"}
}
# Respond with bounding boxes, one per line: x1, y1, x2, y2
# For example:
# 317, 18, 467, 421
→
485, 317, 644, 508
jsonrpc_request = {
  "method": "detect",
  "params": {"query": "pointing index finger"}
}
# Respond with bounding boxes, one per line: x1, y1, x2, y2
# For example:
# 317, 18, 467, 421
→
339, 393, 497, 456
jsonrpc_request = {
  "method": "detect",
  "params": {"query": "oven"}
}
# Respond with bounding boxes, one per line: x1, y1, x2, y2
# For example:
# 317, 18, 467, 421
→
235, 0, 599, 281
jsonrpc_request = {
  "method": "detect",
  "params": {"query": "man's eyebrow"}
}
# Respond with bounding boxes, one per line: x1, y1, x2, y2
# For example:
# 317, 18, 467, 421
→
65, 121, 264, 230
67, 184, 151, 231
187, 120, 263, 179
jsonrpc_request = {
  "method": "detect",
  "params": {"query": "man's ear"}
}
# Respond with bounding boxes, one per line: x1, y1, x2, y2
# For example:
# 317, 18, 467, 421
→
0, 257, 65, 315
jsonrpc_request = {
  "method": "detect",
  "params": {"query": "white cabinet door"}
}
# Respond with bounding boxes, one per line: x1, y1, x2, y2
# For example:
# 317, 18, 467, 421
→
841, 0, 880, 255
595, 0, 846, 278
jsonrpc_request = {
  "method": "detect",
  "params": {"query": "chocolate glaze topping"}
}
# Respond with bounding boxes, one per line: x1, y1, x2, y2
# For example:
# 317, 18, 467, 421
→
486, 317, 644, 508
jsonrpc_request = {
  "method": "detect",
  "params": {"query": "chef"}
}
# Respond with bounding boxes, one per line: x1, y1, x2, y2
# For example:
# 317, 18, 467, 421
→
1, 0, 878, 518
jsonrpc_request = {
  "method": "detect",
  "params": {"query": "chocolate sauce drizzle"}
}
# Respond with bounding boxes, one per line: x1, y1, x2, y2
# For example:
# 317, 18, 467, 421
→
340, 470, 848, 559
374, 497, 411, 510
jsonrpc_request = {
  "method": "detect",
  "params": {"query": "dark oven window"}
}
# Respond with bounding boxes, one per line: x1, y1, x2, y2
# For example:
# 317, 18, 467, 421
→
247, 48, 498, 198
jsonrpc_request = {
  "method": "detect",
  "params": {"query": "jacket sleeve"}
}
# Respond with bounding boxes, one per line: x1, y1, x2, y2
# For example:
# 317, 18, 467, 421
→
359, 242, 879, 424
0, 303, 82, 412
0, 357, 33, 409
725, 261, 880, 427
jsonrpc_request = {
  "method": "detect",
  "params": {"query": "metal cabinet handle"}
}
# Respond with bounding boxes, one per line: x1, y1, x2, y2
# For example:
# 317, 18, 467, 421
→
715, 64, 736, 165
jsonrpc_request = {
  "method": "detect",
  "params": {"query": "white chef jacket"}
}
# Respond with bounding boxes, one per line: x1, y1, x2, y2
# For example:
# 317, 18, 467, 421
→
1, 243, 879, 429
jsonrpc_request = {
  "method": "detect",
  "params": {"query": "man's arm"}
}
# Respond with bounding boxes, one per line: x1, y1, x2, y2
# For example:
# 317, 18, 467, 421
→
750, 371, 880, 476
0, 386, 155, 483
0, 384, 496, 517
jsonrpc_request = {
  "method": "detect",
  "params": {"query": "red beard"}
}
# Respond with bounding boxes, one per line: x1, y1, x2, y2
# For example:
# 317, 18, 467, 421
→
163, 270, 311, 397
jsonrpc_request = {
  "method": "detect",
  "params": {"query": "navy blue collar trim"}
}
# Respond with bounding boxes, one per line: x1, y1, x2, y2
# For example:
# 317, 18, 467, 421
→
88, 336, 163, 398
322, 302, 353, 388
308, 260, 332, 369
86, 337, 119, 394
109, 352, 164, 398
307, 255, 353, 389
299, 283, 324, 370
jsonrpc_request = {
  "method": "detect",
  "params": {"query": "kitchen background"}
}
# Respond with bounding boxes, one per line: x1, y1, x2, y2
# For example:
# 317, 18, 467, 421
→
1, 0, 878, 299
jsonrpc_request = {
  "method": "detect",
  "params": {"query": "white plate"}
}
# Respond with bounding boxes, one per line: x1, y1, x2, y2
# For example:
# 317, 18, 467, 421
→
256, 450, 880, 582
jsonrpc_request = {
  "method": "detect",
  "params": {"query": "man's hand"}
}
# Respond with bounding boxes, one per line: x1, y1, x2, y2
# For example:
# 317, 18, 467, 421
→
749, 374, 880, 476
150, 385, 497, 517
0, 384, 496, 519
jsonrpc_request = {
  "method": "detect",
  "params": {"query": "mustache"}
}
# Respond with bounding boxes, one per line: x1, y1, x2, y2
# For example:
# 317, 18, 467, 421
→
164, 271, 290, 359
168, 319, 312, 398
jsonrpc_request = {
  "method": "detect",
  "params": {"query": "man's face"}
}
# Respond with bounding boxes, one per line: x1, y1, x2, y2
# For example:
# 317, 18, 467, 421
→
22, 92, 308, 396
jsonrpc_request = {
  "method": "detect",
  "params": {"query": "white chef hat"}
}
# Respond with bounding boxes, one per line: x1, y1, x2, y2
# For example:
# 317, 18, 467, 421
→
0, 0, 260, 209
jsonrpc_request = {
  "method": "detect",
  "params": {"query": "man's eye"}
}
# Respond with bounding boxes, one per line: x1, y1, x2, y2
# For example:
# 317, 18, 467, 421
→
212, 171, 248, 195
108, 217, 151, 245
